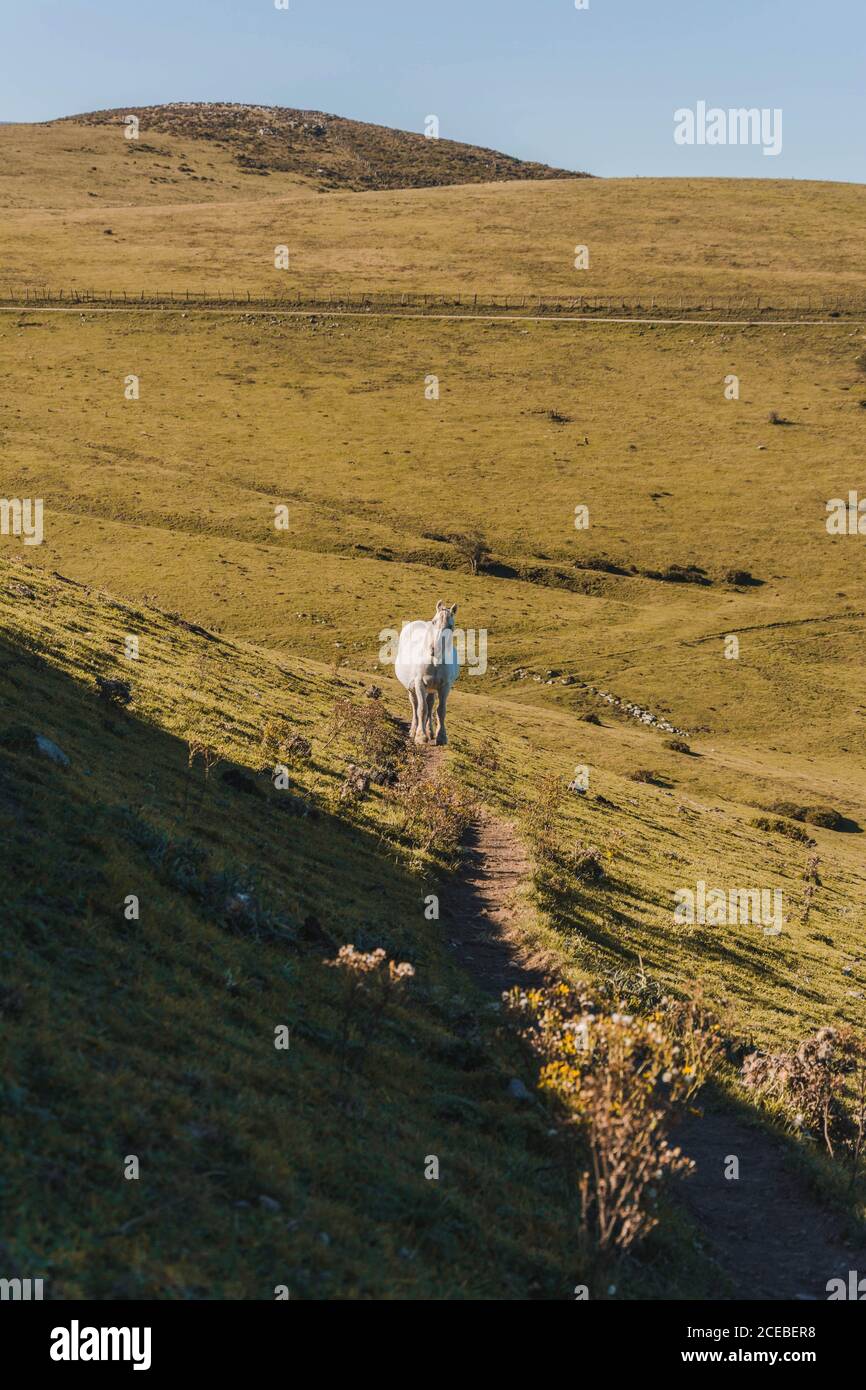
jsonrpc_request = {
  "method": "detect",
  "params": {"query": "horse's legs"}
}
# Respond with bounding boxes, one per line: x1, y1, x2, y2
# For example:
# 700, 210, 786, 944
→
435, 689, 449, 746
408, 686, 418, 740
413, 680, 429, 742
426, 692, 437, 739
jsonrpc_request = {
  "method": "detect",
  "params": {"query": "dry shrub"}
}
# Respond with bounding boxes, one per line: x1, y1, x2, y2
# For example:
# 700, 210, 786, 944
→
524, 773, 566, 863
324, 945, 415, 1081
187, 737, 219, 777
663, 738, 692, 755
505, 982, 722, 1260
569, 842, 606, 884
742, 1026, 866, 1164
339, 763, 371, 804
661, 986, 726, 1103
475, 735, 500, 775
801, 851, 821, 923
629, 768, 665, 786
767, 800, 850, 831
326, 696, 403, 769
393, 746, 475, 859
449, 529, 491, 575
260, 714, 311, 765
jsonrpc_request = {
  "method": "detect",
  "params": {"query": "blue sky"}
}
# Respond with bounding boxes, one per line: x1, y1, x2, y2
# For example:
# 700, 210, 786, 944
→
1, 0, 863, 181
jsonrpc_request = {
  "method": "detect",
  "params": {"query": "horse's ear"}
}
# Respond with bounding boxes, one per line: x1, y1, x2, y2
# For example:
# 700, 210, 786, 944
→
449, 603, 458, 617
436, 600, 446, 611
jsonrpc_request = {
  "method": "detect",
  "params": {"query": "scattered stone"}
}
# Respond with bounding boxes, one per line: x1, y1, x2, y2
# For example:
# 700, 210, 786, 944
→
508, 1077, 532, 1102
35, 735, 70, 767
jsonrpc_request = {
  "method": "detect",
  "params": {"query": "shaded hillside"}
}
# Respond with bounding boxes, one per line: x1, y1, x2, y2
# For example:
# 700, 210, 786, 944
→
52, 102, 585, 192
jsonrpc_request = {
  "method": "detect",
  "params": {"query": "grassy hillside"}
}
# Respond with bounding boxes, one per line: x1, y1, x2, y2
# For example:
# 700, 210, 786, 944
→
2, 161, 865, 302
2, 555, 864, 1298
3, 555, 739, 1299
2, 309, 865, 779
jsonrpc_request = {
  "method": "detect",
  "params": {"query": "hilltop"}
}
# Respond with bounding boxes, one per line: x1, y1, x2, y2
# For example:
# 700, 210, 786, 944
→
0, 102, 584, 211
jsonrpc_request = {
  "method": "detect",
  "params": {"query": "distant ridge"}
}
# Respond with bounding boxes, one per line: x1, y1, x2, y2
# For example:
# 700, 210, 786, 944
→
50, 101, 589, 191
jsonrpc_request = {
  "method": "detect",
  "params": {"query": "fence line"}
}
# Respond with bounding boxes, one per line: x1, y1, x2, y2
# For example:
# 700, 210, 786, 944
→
3, 286, 866, 318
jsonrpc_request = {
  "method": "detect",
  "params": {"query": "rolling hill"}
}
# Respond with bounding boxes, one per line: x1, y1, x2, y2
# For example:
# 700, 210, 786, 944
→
0, 101, 583, 210
1, 106, 865, 302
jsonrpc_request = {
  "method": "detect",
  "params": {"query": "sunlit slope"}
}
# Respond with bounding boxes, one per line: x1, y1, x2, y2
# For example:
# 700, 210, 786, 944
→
2, 162, 865, 301
2, 311, 864, 773
2, 556, 864, 1066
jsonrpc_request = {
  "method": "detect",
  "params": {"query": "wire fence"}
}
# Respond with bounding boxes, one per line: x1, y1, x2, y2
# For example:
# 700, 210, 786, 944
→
3, 286, 866, 318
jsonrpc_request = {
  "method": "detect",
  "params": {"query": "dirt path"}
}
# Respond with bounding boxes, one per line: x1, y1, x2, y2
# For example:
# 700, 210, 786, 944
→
443, 808, 548, 996
3, 306, 861, 328
435, 747, 866, 1299
421, 743, 546, 995
674, 1110, 866, 1300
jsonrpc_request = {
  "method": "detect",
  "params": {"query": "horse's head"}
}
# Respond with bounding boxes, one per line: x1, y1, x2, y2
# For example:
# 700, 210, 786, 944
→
432, 600, 458, 634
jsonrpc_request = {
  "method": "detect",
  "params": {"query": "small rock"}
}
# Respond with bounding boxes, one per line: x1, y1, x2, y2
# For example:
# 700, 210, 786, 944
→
35, 735, 70, 767
259, 1195, 282, 1213
508, 1078, 532, 1102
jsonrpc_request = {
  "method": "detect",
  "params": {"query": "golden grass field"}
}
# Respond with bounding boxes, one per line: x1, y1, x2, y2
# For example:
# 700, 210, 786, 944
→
2, 105, 865, 1299
2, 117, 866, 301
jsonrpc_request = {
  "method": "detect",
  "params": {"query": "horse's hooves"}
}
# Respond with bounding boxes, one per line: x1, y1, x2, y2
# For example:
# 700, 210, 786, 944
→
436, 733, 448, 746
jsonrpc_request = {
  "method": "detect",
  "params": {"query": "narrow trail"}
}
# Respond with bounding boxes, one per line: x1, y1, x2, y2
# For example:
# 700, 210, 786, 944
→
444, 809, 548, 996
675, 1110, 866, 1300
429, 742, 866, 1299
424, 744, 547, 996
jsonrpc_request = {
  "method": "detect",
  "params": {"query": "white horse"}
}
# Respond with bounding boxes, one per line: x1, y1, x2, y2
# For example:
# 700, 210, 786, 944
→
395, 602, 460, 745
